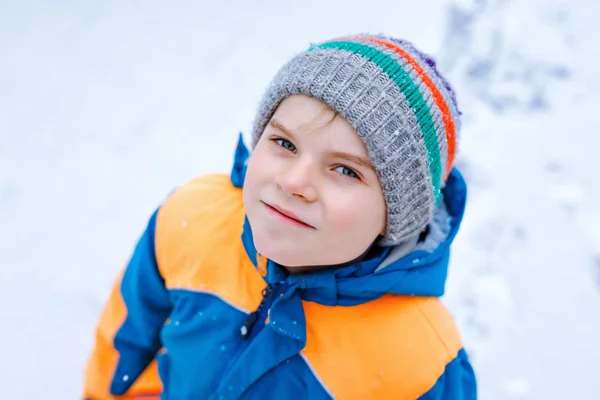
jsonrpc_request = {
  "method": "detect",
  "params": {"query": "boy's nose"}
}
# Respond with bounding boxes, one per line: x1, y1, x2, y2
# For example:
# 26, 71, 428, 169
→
274, 159, 318, 202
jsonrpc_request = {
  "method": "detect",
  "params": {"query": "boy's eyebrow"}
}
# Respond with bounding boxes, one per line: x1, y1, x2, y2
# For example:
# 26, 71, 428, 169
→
326, 151, 376, 172
270, 119, 297, 140
269, 119, 376, 172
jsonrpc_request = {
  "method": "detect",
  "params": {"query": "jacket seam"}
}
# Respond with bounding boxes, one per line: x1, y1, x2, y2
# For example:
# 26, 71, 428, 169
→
415, 300, 459, 361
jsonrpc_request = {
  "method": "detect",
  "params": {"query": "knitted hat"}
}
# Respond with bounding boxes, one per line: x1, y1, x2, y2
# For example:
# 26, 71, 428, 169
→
250, 34, 461, 246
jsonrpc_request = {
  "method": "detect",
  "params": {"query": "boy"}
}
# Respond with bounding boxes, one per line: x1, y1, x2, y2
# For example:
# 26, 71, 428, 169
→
83, 34, 477, 399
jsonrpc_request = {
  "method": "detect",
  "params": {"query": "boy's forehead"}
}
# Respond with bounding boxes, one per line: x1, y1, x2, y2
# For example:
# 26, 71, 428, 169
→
272, 95, 336, 131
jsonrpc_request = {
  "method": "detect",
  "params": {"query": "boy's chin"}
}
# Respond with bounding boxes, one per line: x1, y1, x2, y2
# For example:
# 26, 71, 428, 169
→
254, 239, 351, 268
254, 240, 307, 267
252, 233, 324, 267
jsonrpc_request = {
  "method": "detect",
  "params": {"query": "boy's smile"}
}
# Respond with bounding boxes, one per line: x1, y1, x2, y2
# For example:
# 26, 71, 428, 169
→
261, 200, 316, 229
243, 94, 387, 269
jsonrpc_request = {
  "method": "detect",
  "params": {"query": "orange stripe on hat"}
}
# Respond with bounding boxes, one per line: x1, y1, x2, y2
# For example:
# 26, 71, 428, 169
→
356, 36, 457, 178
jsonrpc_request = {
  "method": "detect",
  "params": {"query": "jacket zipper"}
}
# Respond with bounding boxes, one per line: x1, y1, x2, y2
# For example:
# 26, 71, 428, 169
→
240, 283, 277, 339
217, 282, 282, 387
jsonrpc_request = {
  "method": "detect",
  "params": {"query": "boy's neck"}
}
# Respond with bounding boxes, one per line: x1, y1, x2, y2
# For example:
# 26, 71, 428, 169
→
281, 239, 381, 275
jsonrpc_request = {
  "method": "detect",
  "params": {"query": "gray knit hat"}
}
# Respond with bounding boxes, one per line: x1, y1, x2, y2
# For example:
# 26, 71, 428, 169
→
250, 34, 461, 246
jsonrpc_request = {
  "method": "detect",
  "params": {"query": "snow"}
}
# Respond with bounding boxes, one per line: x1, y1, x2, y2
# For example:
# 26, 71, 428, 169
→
1, 0, 599, 399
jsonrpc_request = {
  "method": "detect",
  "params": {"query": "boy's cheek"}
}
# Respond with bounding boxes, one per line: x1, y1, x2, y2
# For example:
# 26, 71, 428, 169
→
243, 161, 263, 194
246, 150, 274, 184
328, 199, 385, 238
328, 205, 360, 232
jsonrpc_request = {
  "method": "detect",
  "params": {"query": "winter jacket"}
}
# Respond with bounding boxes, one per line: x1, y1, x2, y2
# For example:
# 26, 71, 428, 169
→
83, 135, 477, 400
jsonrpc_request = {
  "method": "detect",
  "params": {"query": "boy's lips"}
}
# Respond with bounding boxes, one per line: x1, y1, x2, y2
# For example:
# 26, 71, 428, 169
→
261, 201, 315, 229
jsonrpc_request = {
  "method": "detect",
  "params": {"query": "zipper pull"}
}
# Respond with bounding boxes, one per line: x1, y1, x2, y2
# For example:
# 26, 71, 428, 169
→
240, 311, 258, 339
239, 283, 279, 340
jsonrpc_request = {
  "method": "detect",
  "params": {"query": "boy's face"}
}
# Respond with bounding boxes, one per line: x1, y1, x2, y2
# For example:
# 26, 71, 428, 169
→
243, 94, 386, 268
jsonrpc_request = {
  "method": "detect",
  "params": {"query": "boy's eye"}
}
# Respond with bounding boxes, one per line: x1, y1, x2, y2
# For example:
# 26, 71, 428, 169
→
274, 138, 297, 153
334, 165, 359, 179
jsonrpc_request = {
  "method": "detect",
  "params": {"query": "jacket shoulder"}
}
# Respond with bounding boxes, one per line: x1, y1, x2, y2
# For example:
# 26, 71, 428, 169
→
302, 295, 463, 399
154, 174, 246, 282
152, 173, 264, 312
413, 296, 463, 362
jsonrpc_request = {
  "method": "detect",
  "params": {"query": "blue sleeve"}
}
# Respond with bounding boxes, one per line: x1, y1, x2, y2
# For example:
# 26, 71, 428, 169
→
418, 349, 478, 400
109, 208, 173, 395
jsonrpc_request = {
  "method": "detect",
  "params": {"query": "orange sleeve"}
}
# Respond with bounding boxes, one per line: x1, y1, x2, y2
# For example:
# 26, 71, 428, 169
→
83, 208, 170, 399
83, 273, 163, 400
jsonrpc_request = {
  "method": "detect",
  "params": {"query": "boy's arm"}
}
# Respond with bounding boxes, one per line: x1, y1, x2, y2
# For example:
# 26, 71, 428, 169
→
418, 348, 478, 400
83, 208, 172, 399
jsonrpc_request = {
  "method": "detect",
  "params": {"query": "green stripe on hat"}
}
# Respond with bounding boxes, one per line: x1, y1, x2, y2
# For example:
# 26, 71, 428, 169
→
312, 40, 443, 201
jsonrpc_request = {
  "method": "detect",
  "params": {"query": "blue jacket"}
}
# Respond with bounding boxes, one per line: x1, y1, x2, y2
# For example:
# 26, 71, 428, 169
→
83, 134, 477, 399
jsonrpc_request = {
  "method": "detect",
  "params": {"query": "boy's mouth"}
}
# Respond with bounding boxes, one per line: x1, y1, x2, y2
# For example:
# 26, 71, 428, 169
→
261, 201, 315, 229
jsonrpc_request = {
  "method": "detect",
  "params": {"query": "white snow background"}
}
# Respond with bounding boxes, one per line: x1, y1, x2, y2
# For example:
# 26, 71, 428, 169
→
1, 0, 599, 399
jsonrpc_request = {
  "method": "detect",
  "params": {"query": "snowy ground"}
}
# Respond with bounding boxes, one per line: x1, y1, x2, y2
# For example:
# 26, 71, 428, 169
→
1, 1, 599, 399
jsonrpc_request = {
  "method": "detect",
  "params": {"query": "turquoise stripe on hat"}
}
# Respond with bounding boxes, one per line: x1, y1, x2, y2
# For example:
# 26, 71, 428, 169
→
311, 40, 443, 201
